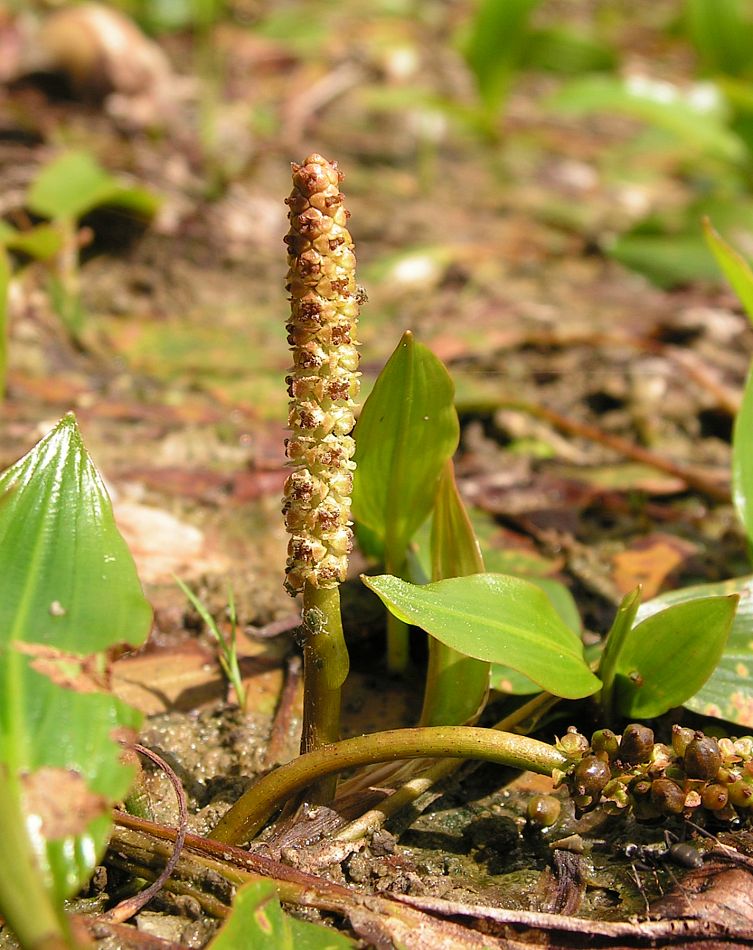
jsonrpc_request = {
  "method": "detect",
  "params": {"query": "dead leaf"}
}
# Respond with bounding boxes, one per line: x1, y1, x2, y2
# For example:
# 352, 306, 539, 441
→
612, 533, 697, 598
16, 642, 110, 694
112, 638, 285, 716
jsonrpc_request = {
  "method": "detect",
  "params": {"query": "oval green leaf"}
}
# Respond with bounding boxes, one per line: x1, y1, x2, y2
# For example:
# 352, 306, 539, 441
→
27, 150, 159, 221
352, 331, 459, 561
362, 573, 600, 699
615, 594, 738, 718
638, 576, 753, 725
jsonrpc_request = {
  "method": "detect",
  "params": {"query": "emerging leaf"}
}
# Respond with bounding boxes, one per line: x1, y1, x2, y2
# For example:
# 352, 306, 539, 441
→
704, 219, 753, 322
420, 461, 489, 726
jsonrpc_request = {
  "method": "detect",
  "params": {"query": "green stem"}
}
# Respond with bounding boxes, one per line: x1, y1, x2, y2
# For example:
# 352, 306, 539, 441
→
0, 776, 74, 949
386, 611, 409, 673
385, 554, 410, 673
299, 583, 349, 803
598, 588, 641, 724
210, 726, 567, 846
336, 691, 562, 842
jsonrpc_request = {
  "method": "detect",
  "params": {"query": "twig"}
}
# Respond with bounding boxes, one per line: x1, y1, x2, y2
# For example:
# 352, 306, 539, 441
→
106, 745, 188, 924
513, 400, 730, 502
262, 653, 303, 769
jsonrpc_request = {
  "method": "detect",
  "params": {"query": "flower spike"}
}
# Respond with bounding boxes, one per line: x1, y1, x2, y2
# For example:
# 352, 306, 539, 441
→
282, 154, 361, 596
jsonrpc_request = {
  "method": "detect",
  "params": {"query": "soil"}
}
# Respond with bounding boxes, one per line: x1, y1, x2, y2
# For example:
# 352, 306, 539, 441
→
3, 1, 753, 947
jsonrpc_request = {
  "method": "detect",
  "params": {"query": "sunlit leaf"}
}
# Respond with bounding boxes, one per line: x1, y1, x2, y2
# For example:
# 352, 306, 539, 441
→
638, 577, 753, 725
615, 595, 737, 718
490, 577, 581, 694
363, 573, 600, 699
209, 879, 354, 949
27, 151, 159, 221
0, 414, 151, 942
352, 331, 459, 564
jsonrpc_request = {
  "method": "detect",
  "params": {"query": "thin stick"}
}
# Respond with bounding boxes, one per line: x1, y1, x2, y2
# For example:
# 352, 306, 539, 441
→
262, 653, 303, 769
106, 745, 187, 924
513, 401, 729, 502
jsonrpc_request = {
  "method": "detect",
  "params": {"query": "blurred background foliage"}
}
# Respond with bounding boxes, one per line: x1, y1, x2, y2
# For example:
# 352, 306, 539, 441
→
6, 0, 753, 412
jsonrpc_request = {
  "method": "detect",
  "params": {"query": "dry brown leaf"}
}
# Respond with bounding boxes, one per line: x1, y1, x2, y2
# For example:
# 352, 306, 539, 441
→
16, 642, 109, 694
612, 533, 697, 599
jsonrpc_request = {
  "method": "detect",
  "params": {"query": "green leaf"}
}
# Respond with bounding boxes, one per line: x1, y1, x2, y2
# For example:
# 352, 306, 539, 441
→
524, 27, 616, 75
637, 577, 753, 724
209, 879, 354, 949
27, 151, 159, 221
0, 415, 151, 932
362, 573, 600, 699
598, 587, 642, 718
461, 0, 541, 116
614, 595, 738, 718
420, 461, 489, 726
0, 223, 62, 260
352, 331, 459, 565
704, 219, 753, 322
551, 75, 745, 164
490, 577, 582, 695
686, 0, 753, 78
608, 231, 720, 289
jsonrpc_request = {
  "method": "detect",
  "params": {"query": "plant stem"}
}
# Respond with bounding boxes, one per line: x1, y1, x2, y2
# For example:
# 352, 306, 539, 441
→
335, 690, 562, 842
299, 583, 349, 802
210, 726, 567, 846
420, 460, 488, 726
0, 776, 75, 949
385, 555, 410, 673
